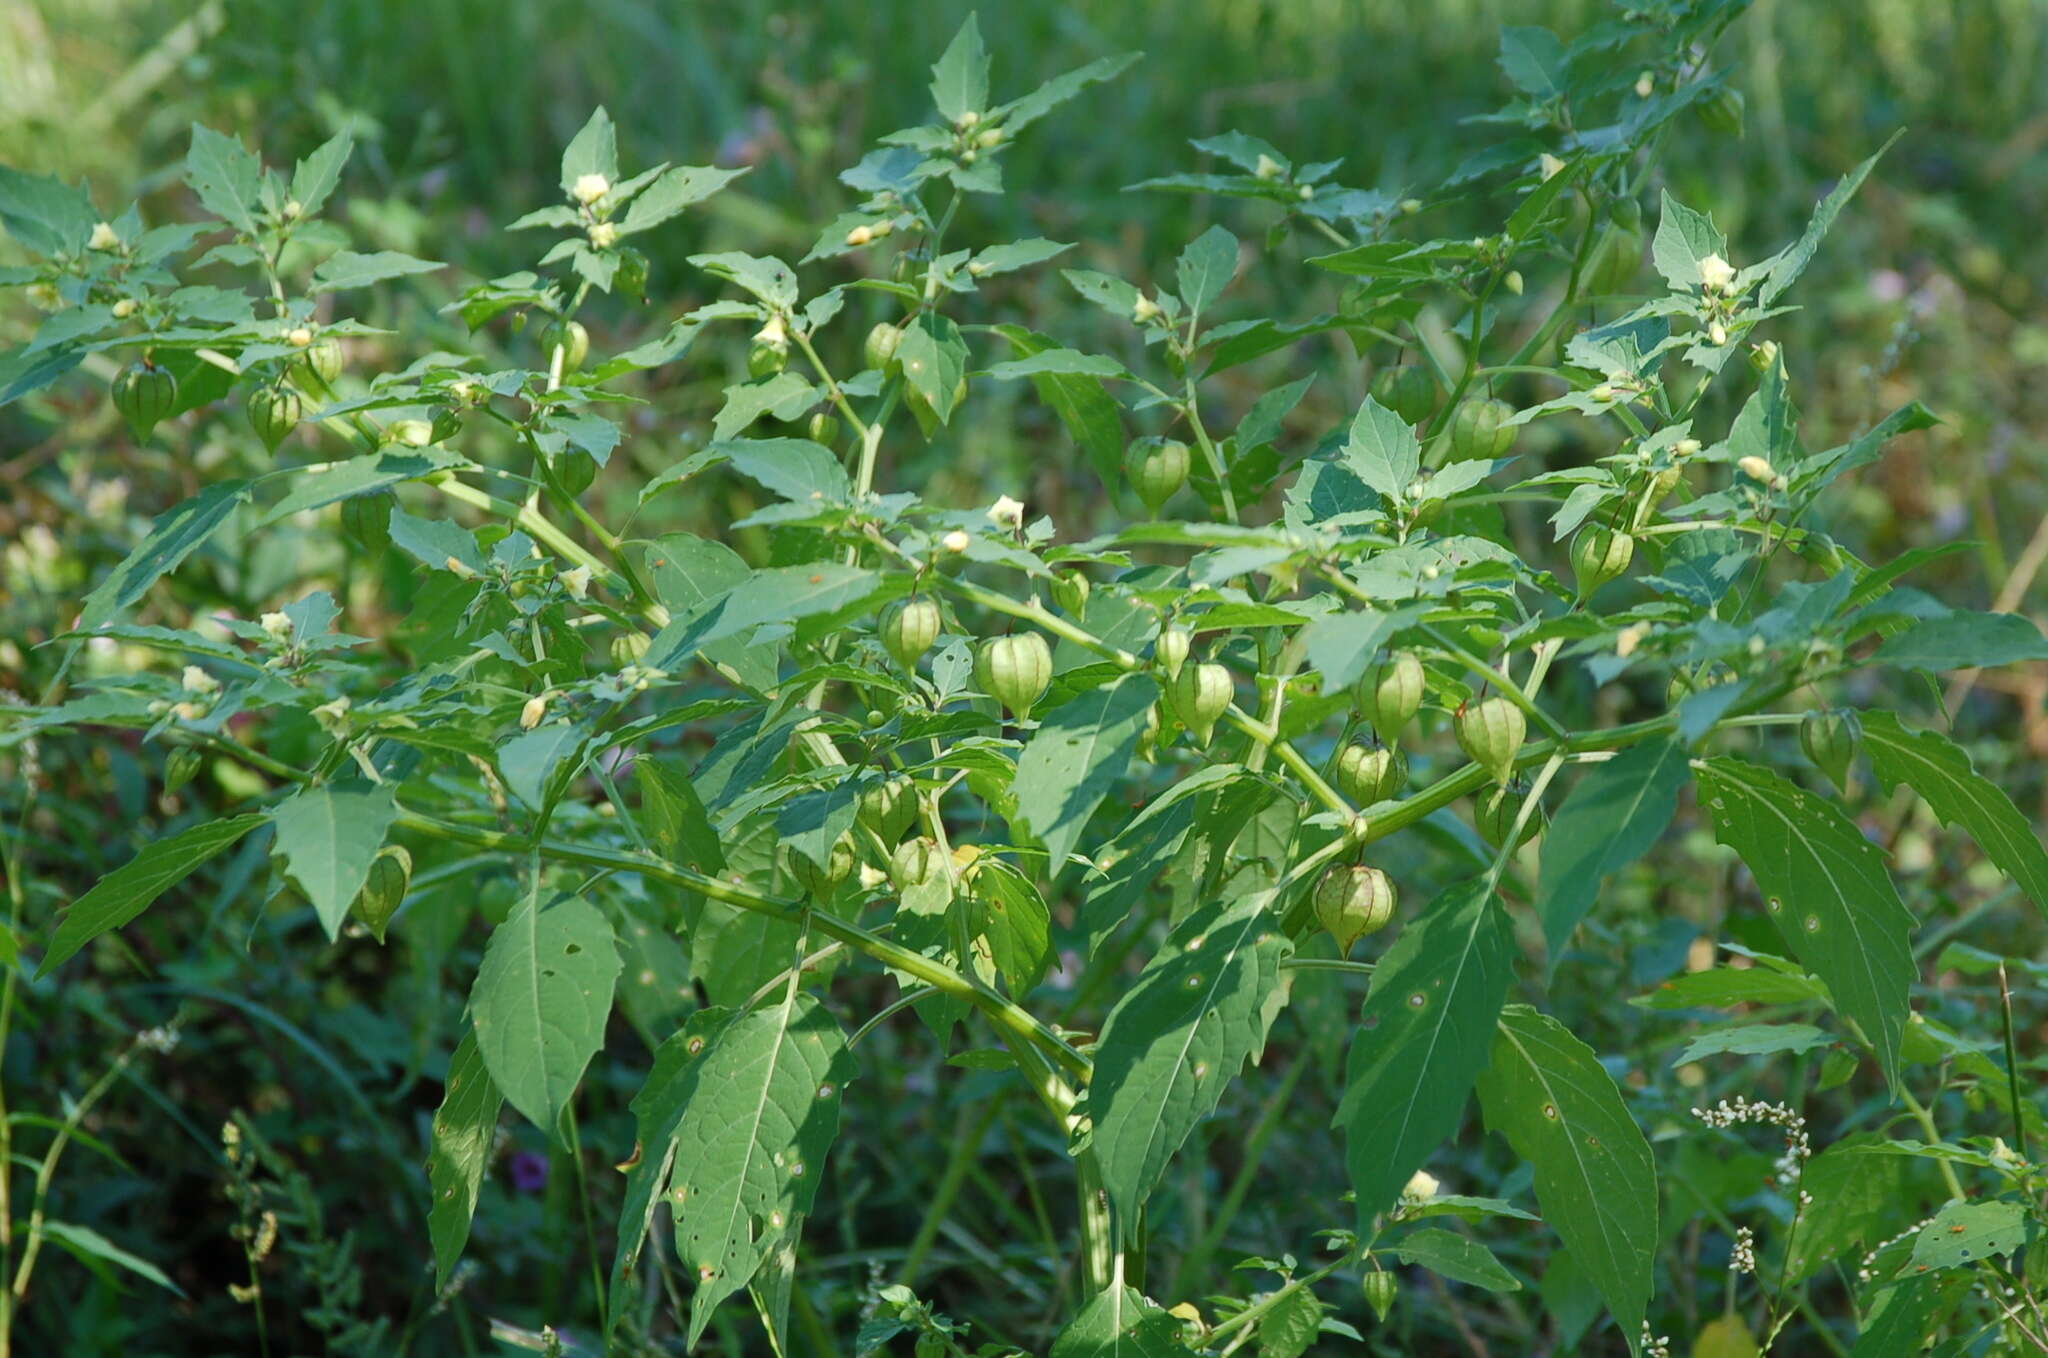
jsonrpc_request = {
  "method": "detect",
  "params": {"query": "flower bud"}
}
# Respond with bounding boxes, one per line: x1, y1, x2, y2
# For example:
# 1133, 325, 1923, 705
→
1696, 253, 1736, 294
287, 326, 314, 348
111, 297, 138, 319
1737, 454, 1777, 485
1253, 153, 1284, 180
940, 529, 971, 554
986, 494, 1026, 531
260, 611, 295, 643
1707, 320, 1728, 347
1399, 198, 1423, 216
588, 220, 618, 248
1131, 294, 1164, 325
573, 173, 611, 205
312, 695, 351, 734
559, 565, 592, 599
181, 665, 219, 696
1504, 269, 1524, 296
520, 694, 549, 729
1402, 1169, 1440, 1203
89, 221, 121, 251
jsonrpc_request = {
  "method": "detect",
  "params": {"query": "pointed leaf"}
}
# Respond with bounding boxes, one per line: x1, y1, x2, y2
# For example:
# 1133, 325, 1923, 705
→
929, 14, 989, 123
1759, 137, 1896, 304
270, 784, 399, 940
1342, 396, 1420, 500
38, 814, 267, 977
1478, 1006, 1655, 1347
1695, 757, 1915, 1088
1860, 711, 2048, 920
469, 893, 621, 1131
428, 1029, 504, 1287
1336, 878, 1516, 1230
1049, 1285, 1194, 1358
898, 313, 969, 423
559, 107, 618, 198
1011, 673, 1158, 870
1537, 738, 1691, 956
288, 130, 354, 219
184, 125, 263, 235
81, 481, 253, 628
1176, 225, 1239, 317
1088, 891, 1291, 1242
1650, 191, 1728, 292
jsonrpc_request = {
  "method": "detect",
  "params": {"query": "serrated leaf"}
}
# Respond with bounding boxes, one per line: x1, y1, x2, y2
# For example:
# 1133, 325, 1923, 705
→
689, 250, 799, 311
1256, 1283, 1324, 1358
1342, 396, 1420, 500
1336, 878, 1516, 1231
469, 893, 621, 1132
966, 857, 1054, 993
1478, 1007, 1652, 1345
1011, 672, 1157, 870
1000, 51, 1140, 134
714, 437, 850, 504
620, 164, 746, 236
658, 993, 855, 1346
81, 480, 253, 628
260, 448, 462, 524
1088, 891, 1291, 1243
972, 238, 1071, 276
308, 249, 445, 294
1049, 1286, 1194, 1358
270, 784, 399, 941
928, 14, 989, 123
498, 722, 585, 810
1395, 1227, 1521, 1291
1650, 191, 1728, 292
1537, 738, 1690, 957
184, 125, 263, 235
289, 131, 353, 219
1633, 966, 1827, 1012
1300, 605, 1423, 694
559, 107, 618, 198
1849, 1274, 1970, 1358
1498, 26, 1567, 99
428, 1029, 503, 1287
0, 165, 97, 256
1860, 712, 2048, 920
1695, 758, 1916, 1089
1176, 224, 1239, 317
1673, 1022, 1832, 1065
1759, 137, 1896, 304
38, 814, 267, 977
984, 348, 1128, 380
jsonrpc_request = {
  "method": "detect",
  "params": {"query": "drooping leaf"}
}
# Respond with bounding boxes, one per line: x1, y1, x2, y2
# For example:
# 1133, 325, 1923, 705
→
427, 1029, 504, 1287
269, 784, 399, 941
469, 893, 621, 1132
714, 436, 851, 504
1782, 1138, 1903, 1284
637, 757, 726, 874
1336, 878, 1516, 1231
1671, 1022, 1833, 1065
1537, 738, 1691, 957
38, 1221, 183, 1296
1087, 891, 1291, 1243
1478, 1006, 1655, 1346
38, 814, 268, 977
657, 993, 855, 1346
1860, 711, 2048, 919
80, 481, 254, 628
1848, 1274, 1969, 1358
1011, 672, 1158, 870
1695, 758, 1916, 1088
287, 130, 354, 218
609, 1007, 728, 1330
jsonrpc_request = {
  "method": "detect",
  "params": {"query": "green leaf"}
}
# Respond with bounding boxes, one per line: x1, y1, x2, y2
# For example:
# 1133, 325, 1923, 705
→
1673, 1022, 1833, 1065
1650, 191, 1728, 292
80, 481, 253, 628
972, 238, 1072, 276
898, 313, 969, 423
288, 130, 354, 219
689, 250, 799, 312
1537, 738, 1691, 956
1256, 1283, 1324, 1358
1342, 395, 1420, 500
388, 507, 485, 575
1872, 610, 2048, 672
270, 784, 399, 941
990, 324, 1124, 489
1478, 1007, 1652, 1342
0, 166, 96, 256
639, 757, 726, 873
998, 52, 1142, 135
1395, 1227, 1522, 1292
1759, 136, 1897, 304
1011, 672, 1158, 870
1176, 224, 1239, 317
966, 858, 1055, 993
928, 14, 990, 123
1783, 1140, 1904, 1284
260, 448, 463, 523
38, 814, 267, 977
469, 893, 621, 1132
1300, 605, 1422, 693
1049, 1286, 1193, 1358
427, 1029, 504, 1288
712, 371, 818, 441
1695, 758, 1916, 1089
1088, 891, 1290, 1243
1849, 1274, 1969, 1358
559, 107, 619, 199
1860, 712, 2048, 920
1336, 878, 1516, 1230
620, 164, 747, 236
1907, 1200, 2026, 1271
714, 437, 850, 504
1497, 26, 1567, 99
308, 249, 445, 293
498, 722, 585, 809
609, 1007, 723, 1329
1633, 966, 1827, 1012
39, 1221, 183, 1296
184, 125, 263, 235
983, 349, 1128, 380
657, 993, 856, 1346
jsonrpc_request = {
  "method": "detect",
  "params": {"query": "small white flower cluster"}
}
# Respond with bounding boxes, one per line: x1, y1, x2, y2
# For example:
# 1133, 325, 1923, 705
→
1857, 1211, 1938, 1283
1691, 1096, 1811, 1183
1641, 1321, 1671, 1358
1730, 1225, 1756, 1275
136, 1025, 180, 1054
